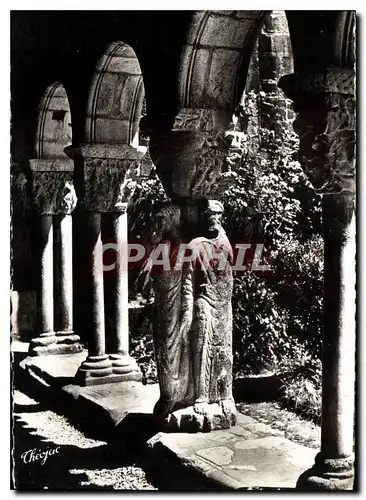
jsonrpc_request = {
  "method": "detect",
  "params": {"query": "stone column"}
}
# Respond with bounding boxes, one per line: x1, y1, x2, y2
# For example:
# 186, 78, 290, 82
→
28, 158, 82, 355
145, 108, 237, 432
53, 178, 81, 348
38, 214, 54, 335
75, 210, 113, 385
279, 69, 356, 490
110, 204, 141, 381
65, 144, 143, 385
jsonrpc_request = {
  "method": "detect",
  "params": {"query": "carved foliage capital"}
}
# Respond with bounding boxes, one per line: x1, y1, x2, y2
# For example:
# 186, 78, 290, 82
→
83, 158, 138, 212
173, 108, 229, 132
293, 93, 355, 195
152, 130, 236, 200
65, 143, 144, 212
279, 69, 355, 98
29, 159, 78, 215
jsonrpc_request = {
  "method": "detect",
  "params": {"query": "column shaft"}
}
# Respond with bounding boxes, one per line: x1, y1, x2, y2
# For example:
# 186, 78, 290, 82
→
108, 210, 141, 381
321, 194, 356, 458
54, 214, 73, 333
89, 212, 106, 356
28, 157, 81, 356
112, 211, 129, 354
38, 214, 54, 334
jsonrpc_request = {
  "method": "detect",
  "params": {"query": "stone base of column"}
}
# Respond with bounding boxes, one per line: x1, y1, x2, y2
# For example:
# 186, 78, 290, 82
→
74, 354, 113, 385
110, 353, 142, 382
296, 454, 354, 491
29, 331, 83, 356
75, 353, 142, 386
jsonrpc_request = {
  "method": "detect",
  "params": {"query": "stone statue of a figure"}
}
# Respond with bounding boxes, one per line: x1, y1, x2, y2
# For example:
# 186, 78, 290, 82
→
149, 200, 236, 431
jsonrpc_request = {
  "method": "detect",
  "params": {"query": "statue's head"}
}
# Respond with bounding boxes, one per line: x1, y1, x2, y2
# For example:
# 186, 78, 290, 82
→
151, 203, 181, 244
202, 200, 224, 238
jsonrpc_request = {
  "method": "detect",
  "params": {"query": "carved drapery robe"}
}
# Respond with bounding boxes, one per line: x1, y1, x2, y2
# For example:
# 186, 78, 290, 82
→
152, 226, 234, 421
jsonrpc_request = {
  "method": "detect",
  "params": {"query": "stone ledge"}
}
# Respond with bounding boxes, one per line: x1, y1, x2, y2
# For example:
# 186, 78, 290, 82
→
16, 348, 159, 439
14, 343, 317, 490
146, 417, 317, 490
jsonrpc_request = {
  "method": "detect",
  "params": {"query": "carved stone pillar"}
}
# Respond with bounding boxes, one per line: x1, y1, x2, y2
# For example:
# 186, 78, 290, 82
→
65, 144, 142, 385
279, 69, 356, 490
28, 158, 82, 355
145, 108, 237, 432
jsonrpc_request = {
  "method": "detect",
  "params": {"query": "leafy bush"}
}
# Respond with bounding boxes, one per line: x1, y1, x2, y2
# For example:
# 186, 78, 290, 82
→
231, 235, 323, 374
223, 90, 324, 402
267, 235, 324, 358
128, 170, 167, 300
277, 347, 322, 424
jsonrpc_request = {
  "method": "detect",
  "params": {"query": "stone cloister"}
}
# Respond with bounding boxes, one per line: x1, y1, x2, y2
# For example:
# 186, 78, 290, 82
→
11, 10, 355, 490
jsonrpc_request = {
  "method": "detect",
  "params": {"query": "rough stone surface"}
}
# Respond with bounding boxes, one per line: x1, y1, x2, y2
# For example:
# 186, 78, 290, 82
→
82, 160, 139, 212
207, 49, 241, 108
290, 91, 355, 195
30, 171, 77, 215
84, 41, 144, 145
146, 412, 317, 490
150, 130, 232, 200
200, 16, 253, 49
29, 336, 83, 356
11, 291, 36, 339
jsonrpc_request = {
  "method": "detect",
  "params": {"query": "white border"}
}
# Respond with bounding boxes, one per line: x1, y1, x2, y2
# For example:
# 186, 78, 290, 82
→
2, 4, 364, 499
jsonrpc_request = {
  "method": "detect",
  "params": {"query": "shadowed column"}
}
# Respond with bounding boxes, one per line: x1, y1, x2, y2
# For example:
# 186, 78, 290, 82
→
66, 143, 143, 385
28, 158, 82, 356
109, 206, 141, 380
38, 214, 54, 335
75, 211, 113, 384
279, 69, 356, 491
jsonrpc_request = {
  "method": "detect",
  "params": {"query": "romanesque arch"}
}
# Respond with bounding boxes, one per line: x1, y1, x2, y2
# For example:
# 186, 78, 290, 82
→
177, 10, 268, 123
36, 83, 72, 159
85, 41, 145, 147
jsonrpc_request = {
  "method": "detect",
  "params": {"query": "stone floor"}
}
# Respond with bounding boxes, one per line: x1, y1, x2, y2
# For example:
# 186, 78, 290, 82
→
147, 418, 317, 490
13, 342, 317, 490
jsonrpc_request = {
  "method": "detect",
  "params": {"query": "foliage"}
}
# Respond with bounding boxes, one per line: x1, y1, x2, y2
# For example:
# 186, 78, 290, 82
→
129, 304, 158, 384
267, 235, 324, 358
128, 170, 167, 299
277, 348, 322, 424
128, 172, 168, 242
231, 234, 324, 377
223, 90, 324, 417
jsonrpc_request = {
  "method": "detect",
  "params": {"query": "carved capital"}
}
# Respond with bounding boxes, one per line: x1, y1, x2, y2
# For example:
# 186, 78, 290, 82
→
150, 129, 237, 201
278, 69, 355, 196
279, 69, 355, 98
11, 161, 29, 216
173, 108, 229, 132
64, 143, 145, 212
291, 92, 355, 195
29, 158, 78, 215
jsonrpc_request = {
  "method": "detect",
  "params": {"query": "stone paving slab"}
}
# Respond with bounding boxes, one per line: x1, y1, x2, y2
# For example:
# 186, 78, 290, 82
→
146, 413, 317, 490
17, 350, 160, 433
15, 345, 317, 490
